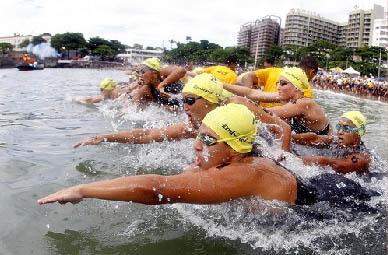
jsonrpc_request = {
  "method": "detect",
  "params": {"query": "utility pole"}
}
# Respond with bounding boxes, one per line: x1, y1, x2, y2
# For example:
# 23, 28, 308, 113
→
378, 48, 382, 78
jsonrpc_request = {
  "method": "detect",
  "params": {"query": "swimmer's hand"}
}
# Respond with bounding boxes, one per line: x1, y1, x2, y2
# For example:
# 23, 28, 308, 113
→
73, 136, 105, 148
158, 86, 171, 99
38, 186, 83, 205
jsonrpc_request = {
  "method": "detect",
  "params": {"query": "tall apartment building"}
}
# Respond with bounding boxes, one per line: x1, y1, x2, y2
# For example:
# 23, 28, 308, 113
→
338, 24, 348, 47
282, 9, 341, 47
371, 18, 388, 48
237, 16, 280, 59
0, 33, 52, 51
237, 22, 253, 49
346, 4, 385, 48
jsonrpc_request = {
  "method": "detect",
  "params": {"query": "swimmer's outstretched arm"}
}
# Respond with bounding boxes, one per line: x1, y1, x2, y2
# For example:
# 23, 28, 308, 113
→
37, 165, 273, 205
300, 153, 370, 173
73, 122, 196, 148
158, 66, 186, 91
228, 96, 291, 152
77, 95, 104, 104
292, 132, 333, 146
224, 84, 281, 103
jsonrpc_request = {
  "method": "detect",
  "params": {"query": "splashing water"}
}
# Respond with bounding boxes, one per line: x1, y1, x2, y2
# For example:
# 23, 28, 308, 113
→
94, 90, 387, 254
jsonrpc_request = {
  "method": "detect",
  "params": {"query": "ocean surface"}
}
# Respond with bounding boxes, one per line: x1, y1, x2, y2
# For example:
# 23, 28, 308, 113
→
0, 68, 386, 255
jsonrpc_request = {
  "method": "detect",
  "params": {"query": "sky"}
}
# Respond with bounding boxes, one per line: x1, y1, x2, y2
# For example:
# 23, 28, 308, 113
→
0, 0, 387, 48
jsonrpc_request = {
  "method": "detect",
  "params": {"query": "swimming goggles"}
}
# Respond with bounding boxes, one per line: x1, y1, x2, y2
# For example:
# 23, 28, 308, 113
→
183, 96, 202, 105
335, 123, 359, 133
196, 133, 222, 146
277, 80, 290, 86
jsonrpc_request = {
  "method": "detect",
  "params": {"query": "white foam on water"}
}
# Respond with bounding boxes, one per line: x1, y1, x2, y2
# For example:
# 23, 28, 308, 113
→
94, 97, 386, 253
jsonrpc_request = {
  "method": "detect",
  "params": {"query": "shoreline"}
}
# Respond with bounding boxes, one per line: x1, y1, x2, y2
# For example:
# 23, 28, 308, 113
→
312, 86, 388, 104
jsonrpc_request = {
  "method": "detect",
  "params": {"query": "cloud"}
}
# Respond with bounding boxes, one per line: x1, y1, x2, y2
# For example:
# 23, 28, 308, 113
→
1, 0, 387, 47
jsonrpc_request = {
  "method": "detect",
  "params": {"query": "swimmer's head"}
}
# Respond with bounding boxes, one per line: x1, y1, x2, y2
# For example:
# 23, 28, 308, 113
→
298, 56, 318, 81
336, 111, 366, 146
182, 73, 232, 104
340, 111, 366, 136
278, 67, 314, 99
99, 78, 117, 91
202, 103, 258, 153
142, 57, 161, 72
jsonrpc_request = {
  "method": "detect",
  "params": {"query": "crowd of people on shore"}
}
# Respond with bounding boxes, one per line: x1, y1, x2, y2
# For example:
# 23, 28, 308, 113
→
38, 56, 382, 215
312, 71, 388, 102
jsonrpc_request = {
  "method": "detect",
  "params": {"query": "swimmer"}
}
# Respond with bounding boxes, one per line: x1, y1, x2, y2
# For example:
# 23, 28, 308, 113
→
130, 58, 186, 109
297, 111, 370, 173
38, 104, 297, 205
225, 56, 318, 107
74, 73, 292, 152
265, 67, 331, 136
199, 55, 238, 84
78, 78, 120, 104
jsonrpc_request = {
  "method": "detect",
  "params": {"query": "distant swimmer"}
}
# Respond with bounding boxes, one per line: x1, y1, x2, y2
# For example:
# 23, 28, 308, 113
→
225, 56, 318, 108
263, 57, 275, 68
73, 73, 292, 152
199, 55, 238, 84
295, 111, 371, 173
130, 58, 186, 109
265, 67, 331, 136
38, 104, 297, 205
77, 78, 121, 104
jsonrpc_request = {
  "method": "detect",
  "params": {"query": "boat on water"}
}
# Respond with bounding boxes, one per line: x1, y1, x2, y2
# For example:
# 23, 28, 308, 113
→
16, 63, 44, 71
16, 54, 44, 71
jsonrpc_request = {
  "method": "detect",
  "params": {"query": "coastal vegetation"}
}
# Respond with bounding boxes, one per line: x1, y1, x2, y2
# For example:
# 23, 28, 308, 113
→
163, 40, 252, 65
262, 40, 388, 76
0, 43, 13, 54
50, 33, 127, 60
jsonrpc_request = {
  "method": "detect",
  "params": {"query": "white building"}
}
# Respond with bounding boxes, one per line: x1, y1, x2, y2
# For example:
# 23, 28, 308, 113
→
0, 33, 52, 51
117, 48, 163, 64
237, 16, 281, 59
371, 17, 388, 48
346, 4, 385, 48
283, 9, 341, 47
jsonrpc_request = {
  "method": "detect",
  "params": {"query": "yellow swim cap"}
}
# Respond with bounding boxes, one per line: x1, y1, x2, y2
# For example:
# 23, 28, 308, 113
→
341, 111, 366, 136
280, 67, 314, 98
193, 67, 204, 74
202, 103, 258, 153
204, 65, 237, 84
99, 78, 117, 90
143, 57, 161, 72
182, 73, 232, 104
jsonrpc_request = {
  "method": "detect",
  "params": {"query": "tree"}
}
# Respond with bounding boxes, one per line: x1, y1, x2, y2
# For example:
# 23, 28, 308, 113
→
109, 40, 127, 54
162, 40, 251, 65
31, 36, 47, 46
51, 33, 87, 50
62, 33, 87, 50
0, 43, 13, 54
88, 37, 110, 51
132, 43, 143, 50
94, 45, 115, 60
18, 39, 30, 48
264, 46, 283, 63
50, 34, 64, 50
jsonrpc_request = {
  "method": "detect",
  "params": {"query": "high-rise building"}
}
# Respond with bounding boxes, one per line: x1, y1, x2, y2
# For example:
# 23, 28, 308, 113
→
371, 18, 388, 48
282, 9, 341, 47
237, 16, 281, 59
237, 5, 387, 52
346, 4, 384, 48
338, 24, 348, 47
237, 22, 253, 50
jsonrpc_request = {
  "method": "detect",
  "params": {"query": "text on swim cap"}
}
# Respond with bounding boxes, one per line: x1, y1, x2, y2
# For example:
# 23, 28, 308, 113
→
193, 84, 222, 97
221, 124, 249, 143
